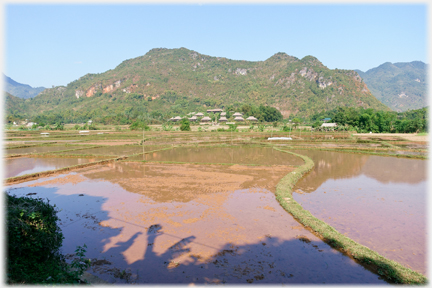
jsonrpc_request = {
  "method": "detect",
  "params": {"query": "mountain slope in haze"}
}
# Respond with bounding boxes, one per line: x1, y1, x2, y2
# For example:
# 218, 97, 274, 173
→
4, 74, 46, 99
355, 61, 427, 112
5, 91, 26, 116
8, 48, 389, 124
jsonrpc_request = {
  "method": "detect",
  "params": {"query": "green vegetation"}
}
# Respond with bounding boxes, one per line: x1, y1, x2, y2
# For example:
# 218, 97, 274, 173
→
310, 106, 428, 133
7, 194, 90, 284
179, 118, 191, 131
5, 48, 388, 125
130, 120, 150, 131
273, 149, 427, 284
356, 61, 427, 112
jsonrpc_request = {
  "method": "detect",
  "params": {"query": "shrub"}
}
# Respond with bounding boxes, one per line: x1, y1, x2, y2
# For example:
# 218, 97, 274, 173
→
162, 123, 173, 131
227, 124, 237, 132
282, 125, 290, 132
129, 120, 150, 131
7, 194, 90, 284
179, 118, 191, 131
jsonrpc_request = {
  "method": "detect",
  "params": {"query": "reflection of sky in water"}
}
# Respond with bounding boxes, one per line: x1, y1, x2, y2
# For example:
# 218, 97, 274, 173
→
6, 157, 95, 178
291, 149, 427, 275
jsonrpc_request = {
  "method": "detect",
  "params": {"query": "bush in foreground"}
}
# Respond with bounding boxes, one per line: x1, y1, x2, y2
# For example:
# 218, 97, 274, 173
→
7, 194, 90, 284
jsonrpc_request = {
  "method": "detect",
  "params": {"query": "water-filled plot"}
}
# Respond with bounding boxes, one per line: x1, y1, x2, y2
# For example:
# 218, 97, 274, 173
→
6, 145, 83, 155
5, 160, 386, 284
289, 149, 427, 275
5, 156, 104, 178
60, 145, 164, 156
128, 146, 304, 166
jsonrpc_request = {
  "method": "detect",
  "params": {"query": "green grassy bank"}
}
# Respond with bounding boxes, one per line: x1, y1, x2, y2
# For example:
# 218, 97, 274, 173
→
274, 148, 427, 284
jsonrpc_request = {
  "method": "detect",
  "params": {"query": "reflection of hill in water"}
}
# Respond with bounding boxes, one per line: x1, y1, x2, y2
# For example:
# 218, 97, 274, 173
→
292, 150, 369, 193
138, 146, 303, 166
84, 162, 292, 203
291, 150, 426, 193
361, 156, 426, 184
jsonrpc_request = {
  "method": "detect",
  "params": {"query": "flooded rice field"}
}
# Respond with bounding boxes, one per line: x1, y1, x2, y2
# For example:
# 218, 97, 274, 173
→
289, 149, 427, 275
5, 156, 103, 178
128, 146, 304, 166
5, 160, 387, 284
60, 145, 164, 156
6, 145, 84, 155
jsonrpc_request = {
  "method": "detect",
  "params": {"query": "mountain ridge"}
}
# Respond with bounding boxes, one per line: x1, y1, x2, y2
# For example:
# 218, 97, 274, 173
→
4, 74, 46, 99
355, 61, 427, 112
7, 47, 389, 124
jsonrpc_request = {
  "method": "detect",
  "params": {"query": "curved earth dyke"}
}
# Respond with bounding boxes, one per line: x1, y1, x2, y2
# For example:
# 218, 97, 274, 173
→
273, 147, 427, 284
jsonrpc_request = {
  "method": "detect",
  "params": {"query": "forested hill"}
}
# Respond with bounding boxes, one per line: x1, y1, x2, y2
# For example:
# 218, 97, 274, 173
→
355, 61, 427, 112
4, 74, 46, 99
8, 47, 388, 124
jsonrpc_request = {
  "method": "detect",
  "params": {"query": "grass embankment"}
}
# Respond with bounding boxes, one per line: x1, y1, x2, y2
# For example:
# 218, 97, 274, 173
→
274, 148, 427, 284
279, 146, 427, 160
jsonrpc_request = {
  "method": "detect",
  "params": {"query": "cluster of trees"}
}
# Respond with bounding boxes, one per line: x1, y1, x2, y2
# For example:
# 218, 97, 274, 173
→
239, 104, 283, 122
310, 107, 427, 133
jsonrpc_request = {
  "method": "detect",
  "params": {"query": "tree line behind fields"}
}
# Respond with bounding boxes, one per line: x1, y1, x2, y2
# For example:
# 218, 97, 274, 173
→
309, 107, 428, 133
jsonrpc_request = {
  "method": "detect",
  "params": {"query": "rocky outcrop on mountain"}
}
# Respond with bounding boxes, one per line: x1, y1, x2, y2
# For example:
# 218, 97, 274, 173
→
7, 47, 389, 121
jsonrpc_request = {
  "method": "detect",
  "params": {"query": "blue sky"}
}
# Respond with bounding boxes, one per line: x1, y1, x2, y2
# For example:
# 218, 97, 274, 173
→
4, 4, 428, 88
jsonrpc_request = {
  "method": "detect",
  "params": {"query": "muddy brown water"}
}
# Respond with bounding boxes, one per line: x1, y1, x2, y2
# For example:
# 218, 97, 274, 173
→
128, 146, 304, 166
6, 145, 84, 155
289, 149, 427, 275
5, 157, 103, 178
5, 161, 386, 284
60, 145, 163, 156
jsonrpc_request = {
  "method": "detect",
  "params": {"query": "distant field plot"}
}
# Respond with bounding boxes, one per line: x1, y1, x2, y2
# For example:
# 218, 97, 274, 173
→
128, 146, 304, 166
58, 145, 164, 156
6, 145, 85, 155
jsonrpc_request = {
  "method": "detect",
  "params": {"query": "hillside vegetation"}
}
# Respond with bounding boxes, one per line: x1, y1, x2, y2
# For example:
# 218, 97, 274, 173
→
355, 61, 427, 112
7, 47, 388, 124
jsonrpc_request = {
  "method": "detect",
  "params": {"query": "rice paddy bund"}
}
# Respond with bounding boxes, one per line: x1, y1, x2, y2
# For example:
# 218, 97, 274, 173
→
4, 128, 428, 284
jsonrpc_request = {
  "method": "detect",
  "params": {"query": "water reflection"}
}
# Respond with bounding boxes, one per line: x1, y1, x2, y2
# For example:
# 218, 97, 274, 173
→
129, 146, 304, 166
290, 149, 427, 275
6, 174, 387, 284
83, 162, 294, 203
290, 150, 426, 192
5, 157, 99, 178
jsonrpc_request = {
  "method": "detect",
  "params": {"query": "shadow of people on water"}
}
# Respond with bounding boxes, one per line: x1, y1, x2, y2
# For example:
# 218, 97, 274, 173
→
4, 184, 397, 285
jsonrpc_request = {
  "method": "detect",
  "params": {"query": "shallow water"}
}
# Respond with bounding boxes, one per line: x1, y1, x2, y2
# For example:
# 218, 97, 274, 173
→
6, 161, 386, 284
5, 157, 102, 178
6, 145, 82, 155
60, 145, 162, 156
128, 146, 304, 166
290, 149, 427, 275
